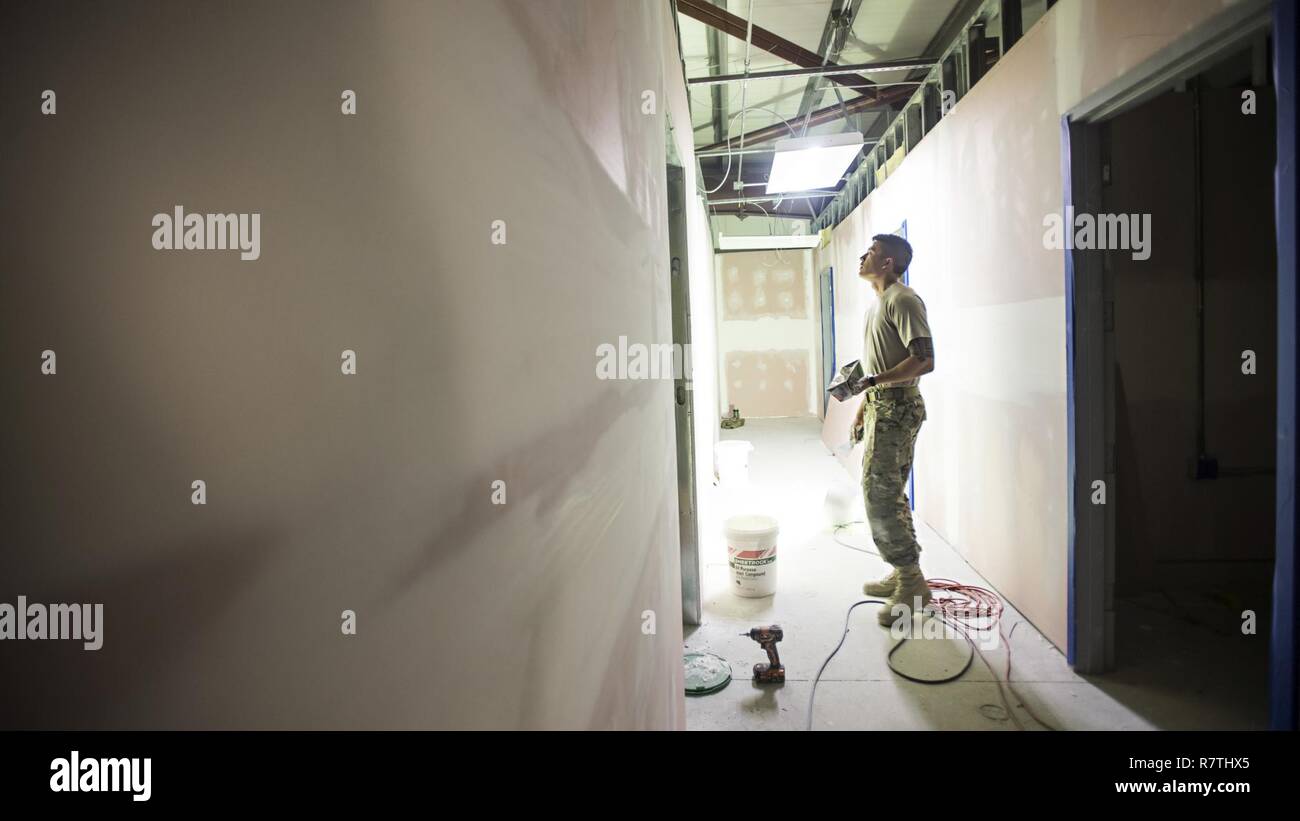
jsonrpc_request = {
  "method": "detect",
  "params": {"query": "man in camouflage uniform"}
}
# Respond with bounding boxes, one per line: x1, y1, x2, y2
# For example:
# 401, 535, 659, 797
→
850, 234, 935, 626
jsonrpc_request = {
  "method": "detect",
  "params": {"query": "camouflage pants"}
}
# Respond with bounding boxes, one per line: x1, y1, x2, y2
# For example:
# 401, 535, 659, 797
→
860, 391, 926, 568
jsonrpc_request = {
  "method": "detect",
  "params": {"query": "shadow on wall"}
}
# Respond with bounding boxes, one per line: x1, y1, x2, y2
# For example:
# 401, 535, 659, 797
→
0, 527, 280, 729
0, 0, 684, 730
374, 378, 681, 728
379, 383, 650, 602
503, 0, 665, 234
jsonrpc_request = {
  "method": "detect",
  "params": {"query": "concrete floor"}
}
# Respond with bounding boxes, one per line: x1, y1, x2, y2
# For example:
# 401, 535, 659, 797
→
684, 417, 1271, 731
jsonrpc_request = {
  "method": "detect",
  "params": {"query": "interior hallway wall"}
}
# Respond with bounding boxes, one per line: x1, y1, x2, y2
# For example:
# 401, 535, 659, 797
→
715, 249, 820, 419
0, 0, 686, 729
815, 0, 1252, 651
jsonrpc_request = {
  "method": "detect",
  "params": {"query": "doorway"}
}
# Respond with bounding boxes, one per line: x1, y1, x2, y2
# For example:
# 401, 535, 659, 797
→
818, 265, 835, 415
667, 160, 702, 626
1065, 0, 1292, 728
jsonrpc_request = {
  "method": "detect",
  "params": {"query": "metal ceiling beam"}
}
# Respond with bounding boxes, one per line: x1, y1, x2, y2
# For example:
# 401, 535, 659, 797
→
705, 0, 727, 145
697, 138, 879, 158
676, 0, 888, 100
706, 191, 839, 206
880, 0, 986, 117
794, 0, 863, 126
707, 204, 828, 217
691, 84, 808, 134
921, 0, 988, 60
688, 58, 937, 86
809, 0, 1013, 231
697, 82, 915, 154
696, 145, 781, 158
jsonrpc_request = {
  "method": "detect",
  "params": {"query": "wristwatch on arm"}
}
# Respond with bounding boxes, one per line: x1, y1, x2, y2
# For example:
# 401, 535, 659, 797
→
866, 375, 877, 388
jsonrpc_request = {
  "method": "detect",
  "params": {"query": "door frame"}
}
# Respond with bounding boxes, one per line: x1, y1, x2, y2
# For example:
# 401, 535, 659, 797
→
1061, 0, 1291, 724
818, 265, 836, 415
666, 162, 702, 626
1270, 0, 1298, 731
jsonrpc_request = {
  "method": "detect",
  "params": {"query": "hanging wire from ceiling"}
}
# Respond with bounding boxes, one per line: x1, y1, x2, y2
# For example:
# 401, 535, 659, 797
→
734, 0, 756, 199
702, 105, 799, 195
693, 0, 855, 228
728, 198, 794, 268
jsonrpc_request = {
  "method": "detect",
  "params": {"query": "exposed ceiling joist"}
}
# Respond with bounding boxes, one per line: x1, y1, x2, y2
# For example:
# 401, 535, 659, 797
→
696, 145, 781, 158
705, 0, 727, 145
676, 0, 887, 101
697, 137, 879, 158
689, 58, 937, 86
706, 191, 839, 206
707, 204, 828, 217
697, 82, 915, 154
921, 0, 988, 59
794, 0, 863, 126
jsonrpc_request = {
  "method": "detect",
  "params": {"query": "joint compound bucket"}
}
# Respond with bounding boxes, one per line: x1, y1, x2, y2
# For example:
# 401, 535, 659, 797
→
726, 514, 779, 597
716, 440, 754, 487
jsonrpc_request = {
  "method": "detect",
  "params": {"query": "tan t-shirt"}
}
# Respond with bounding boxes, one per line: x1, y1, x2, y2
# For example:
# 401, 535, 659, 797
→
863, 281, 932, 387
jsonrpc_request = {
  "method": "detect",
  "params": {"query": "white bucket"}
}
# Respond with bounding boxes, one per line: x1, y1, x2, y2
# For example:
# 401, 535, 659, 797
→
725, 514, 779, 597
716, 440, 754, 487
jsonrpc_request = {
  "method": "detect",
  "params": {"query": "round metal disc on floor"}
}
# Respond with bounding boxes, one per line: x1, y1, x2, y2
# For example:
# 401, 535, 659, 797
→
684, 652, 732, 696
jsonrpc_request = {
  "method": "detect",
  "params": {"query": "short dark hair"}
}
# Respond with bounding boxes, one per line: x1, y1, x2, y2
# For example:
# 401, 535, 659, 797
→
870, 233, 913, 274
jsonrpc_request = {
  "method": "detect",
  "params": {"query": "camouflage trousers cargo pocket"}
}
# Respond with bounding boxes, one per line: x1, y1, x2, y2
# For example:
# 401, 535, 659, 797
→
861, 394, 926, 567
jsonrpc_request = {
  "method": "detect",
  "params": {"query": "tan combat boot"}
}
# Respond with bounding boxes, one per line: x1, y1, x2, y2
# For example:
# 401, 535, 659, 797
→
862, 568, 899, 597
877, 564, 932, 626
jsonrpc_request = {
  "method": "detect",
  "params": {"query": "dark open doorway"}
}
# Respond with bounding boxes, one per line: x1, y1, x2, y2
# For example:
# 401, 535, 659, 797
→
1064, 0, 1292, 727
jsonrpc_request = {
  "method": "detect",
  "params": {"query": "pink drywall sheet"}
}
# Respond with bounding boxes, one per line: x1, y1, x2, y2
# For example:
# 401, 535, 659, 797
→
716, 251, 819, 417
725, 351, 810, 419
0, 0, 685, 730
721, 260, 808, 320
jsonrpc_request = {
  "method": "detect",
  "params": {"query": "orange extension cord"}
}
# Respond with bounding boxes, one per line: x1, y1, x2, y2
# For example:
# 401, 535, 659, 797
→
925, 578, 1057, 731
815, 524, 1059, 731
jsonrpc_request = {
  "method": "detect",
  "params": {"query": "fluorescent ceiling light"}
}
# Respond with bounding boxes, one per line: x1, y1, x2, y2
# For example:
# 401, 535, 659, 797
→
718, 234, 820, 251
765, 131, 864, 195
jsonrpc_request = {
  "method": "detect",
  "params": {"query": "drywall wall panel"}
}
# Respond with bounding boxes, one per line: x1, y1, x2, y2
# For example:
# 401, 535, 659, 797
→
716, 250, 820, 419
815, 0, 1248, 651
725, 350, 812, 419
0, 0, 684, 729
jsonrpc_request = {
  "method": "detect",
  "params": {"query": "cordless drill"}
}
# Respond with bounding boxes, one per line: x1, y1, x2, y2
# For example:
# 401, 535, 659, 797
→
742, 624, 785, 683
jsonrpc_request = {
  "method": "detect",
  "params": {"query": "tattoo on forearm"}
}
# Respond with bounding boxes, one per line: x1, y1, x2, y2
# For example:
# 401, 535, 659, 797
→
908, 337, 934, 361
